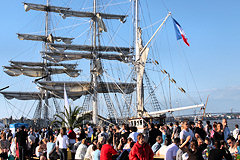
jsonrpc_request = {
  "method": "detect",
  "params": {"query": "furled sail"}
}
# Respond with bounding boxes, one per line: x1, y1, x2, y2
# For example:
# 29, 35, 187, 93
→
38, 81, 136, 95
9, 61, 77, 69
0, 91, 81, 100
17, 33, 74, 44
23, 3, 127, 22
3, 66, 81, 77
0, 92, 45, 100
48, 43, 132, 54
41, 51, 133, 63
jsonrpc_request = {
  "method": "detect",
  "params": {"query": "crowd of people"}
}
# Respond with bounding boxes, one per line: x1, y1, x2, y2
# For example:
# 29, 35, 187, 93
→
0, 118, 239, 160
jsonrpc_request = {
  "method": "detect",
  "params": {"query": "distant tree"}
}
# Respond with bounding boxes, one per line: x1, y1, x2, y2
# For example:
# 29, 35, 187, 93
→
51, 105, 83, 128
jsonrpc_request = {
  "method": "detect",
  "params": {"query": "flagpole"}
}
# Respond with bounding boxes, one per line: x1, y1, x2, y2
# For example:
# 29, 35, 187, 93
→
139, 12, 171, 57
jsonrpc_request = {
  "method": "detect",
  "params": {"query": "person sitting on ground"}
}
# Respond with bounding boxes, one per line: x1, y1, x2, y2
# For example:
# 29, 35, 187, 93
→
129, 133, 154, 160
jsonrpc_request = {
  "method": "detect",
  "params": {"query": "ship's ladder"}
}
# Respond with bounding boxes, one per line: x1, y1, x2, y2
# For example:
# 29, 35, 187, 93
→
144, 72, 162, 111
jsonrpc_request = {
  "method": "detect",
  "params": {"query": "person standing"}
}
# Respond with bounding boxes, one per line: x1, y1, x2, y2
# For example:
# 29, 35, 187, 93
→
222, 119, 230, 142
56, 127, 69, 160
92, 143, 102, 160
75, 139, 87, 160
0, 133, 10, 160
85, 124, 93, 143
180, 120, 194, 144
148, 123, 160, 146
68, 127, 76, 160
15, 125, 28, 160
204, 121, 212, 137
194, 120, 207, 140
233, 124, 240, 140
213, 123, 224, 143
129, 133, 154, 160
171, 121, 181, 140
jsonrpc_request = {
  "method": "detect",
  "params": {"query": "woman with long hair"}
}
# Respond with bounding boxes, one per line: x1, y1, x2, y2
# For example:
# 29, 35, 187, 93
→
56, 127, 69, 160
213, 123, 224, 143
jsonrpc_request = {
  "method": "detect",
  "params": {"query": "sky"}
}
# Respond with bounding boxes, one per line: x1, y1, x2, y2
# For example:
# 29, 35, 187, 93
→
0, 0, 240, 119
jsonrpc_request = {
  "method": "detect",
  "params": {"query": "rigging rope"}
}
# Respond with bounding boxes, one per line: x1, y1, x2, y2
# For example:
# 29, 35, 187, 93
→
178, 42, 203, 103
81, 1, 130, 10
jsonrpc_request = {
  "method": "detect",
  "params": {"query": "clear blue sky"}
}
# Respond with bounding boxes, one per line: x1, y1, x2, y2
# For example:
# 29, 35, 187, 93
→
0, 0, 240, 119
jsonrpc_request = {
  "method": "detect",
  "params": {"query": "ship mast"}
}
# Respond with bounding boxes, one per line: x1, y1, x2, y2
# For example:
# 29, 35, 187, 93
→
43, 0, 50, 120
92, 0, 98, 124
135, 0, 144, 117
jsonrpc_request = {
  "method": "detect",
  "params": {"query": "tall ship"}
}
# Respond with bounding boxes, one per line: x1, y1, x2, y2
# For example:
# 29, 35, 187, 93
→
0, 0, 205, 126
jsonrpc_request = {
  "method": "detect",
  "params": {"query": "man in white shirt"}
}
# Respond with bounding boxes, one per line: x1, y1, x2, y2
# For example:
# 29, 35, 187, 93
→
165, 138, 180, 160
56, 128, 69, 160
179, 120, 194, 144
128, 127, 139, 142
233, 124, 240, 139
84, 140, 97, 160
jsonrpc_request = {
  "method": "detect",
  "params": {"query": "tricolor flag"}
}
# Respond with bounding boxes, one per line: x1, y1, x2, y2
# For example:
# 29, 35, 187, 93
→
172, 18, 190, 46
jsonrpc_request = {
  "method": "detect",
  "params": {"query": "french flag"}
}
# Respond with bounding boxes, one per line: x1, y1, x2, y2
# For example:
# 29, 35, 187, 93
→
172, 18, 190, 46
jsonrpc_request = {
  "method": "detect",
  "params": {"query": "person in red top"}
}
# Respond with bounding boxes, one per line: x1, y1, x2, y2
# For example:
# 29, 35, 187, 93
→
68, 127, 76, 160
129, 133, 154, 160
100, 138, 118, 160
